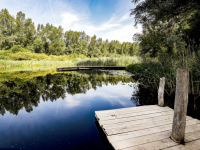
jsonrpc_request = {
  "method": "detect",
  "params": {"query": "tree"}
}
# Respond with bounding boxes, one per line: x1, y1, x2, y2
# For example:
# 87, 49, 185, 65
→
0, 9, 15, 36
24, 18, 36, 46
88, 35, 97, 57
32, 37, 44, 53
129, 42, 139, 56
131, 0, 200, 48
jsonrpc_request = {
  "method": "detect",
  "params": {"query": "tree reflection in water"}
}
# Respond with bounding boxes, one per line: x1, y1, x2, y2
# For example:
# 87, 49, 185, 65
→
0, 70, 134, 115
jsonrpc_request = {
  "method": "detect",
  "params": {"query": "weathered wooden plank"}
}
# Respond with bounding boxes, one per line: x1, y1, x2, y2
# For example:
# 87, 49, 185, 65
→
110, 122, 200, 149
95, 105, 168, 115
122, 138, 177, 150
95, 105, 160, 116
164, 139, 200, 150
103, 115, 193, 130
97, 107, 173, 121
107, 120, 200, 143
95, 105, 200, 150
57, 66, 126, 69
158, 77, 165, 107
104, 114, 173, 129
104, 117, 195, 136
121, 130, 200, 150
57, 66, 126, 71
99, 111, 174, 126
113, 130, 172, 150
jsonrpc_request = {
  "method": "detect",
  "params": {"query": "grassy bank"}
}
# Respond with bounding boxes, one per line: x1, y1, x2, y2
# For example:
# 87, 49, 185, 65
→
0, 60, 73, 69
76, 56, 142, 67
0, 56, 142, 70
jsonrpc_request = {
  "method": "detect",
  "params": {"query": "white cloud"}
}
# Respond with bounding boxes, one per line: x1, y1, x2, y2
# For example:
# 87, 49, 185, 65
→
64, 82, 136, 108
103, 24, 142, 42
117, 13, 131, 23
61, 13, 80, 30
60, 11, 142, 42
0, 0, 142, 43
65, 94, 81, 108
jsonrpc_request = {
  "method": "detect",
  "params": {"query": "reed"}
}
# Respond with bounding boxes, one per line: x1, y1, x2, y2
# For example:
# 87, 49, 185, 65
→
126, 50, 200, 96
0, 60, 73, 69
75, 56, 142, 67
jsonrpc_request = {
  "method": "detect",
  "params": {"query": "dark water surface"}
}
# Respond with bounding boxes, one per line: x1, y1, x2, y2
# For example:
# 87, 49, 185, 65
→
0, 70, 138, 150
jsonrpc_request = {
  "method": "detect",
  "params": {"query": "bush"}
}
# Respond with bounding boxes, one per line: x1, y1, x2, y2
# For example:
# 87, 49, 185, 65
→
11, 45, 23, 53
10, 53, 28, 60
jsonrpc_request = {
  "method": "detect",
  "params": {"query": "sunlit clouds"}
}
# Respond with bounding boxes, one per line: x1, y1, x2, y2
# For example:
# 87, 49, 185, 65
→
0, 0, 142, 42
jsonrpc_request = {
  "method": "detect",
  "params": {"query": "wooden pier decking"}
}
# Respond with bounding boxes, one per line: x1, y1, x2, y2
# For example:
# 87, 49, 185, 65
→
57, 66, 126, 71
95, 105, 200, 150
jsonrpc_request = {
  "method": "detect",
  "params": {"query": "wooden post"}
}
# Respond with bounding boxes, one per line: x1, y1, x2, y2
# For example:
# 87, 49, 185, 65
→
158, 77, 165, 107
171, 68, 189, 143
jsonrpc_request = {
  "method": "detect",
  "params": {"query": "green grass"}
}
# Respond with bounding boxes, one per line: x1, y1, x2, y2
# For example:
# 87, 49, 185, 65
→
0, 56, 142, 72
0, 60, 73, 69
75, 56, 142, 67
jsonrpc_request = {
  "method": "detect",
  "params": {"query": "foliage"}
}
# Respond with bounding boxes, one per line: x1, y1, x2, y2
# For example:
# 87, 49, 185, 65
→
131, 0, 200, 54
135, 20, 186, 57
126, 50, 200, 96
0, 60, 73, 69
75, 56, 142, 67
0, 8, 139, 58
11, 45, 29, 53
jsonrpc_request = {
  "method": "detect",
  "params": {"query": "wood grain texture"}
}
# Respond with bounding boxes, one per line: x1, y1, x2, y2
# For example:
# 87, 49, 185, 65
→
108, 120, 200, 143
158, 77, 165, 107
171, 68, 189, 143
95, 105, 200, 150
99, 110, 173, 126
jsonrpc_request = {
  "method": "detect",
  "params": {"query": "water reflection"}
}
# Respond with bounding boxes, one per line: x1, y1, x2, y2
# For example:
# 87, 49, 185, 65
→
0, 70, 136, 116
0, 70, 137, 150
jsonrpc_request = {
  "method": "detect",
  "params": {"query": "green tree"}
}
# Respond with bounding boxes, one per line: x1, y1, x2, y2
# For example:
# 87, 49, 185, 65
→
32, 37, 44, 53
0, 9, 15, 36
131, 0, 200, 49
88, 35, 97, 57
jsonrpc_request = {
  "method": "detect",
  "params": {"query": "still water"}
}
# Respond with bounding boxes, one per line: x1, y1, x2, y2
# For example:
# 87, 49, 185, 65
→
0, 70, 138, 150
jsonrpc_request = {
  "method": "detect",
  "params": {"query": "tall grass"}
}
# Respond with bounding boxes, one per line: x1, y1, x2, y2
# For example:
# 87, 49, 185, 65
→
126, 50, 200, 96
0, 60, 73, 69
75, 56, 142, 67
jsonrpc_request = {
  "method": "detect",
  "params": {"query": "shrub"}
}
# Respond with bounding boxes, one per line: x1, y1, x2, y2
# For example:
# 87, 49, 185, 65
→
11, 45, 23, 53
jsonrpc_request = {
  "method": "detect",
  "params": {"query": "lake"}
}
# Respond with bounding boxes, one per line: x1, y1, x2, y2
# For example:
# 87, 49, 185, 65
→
0, 70, 139, 150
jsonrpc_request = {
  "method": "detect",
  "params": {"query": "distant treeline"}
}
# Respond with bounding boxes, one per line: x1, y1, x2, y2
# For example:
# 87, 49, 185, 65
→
0, 9, 139, 57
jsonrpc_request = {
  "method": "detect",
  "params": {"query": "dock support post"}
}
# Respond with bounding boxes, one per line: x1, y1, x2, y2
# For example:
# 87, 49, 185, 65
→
158, 77, 165, 107
171, 68, 189, 143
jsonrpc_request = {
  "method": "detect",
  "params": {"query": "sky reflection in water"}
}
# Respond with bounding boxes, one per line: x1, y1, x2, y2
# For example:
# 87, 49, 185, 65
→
0, 70, 138, 150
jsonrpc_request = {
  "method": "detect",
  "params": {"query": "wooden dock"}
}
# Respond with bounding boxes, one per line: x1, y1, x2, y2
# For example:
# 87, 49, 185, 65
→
95, 105, 200, 150
57, 66, 126, 71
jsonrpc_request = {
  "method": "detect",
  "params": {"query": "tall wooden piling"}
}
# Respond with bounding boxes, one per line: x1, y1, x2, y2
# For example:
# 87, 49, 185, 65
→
158, 77, 165, 107
171, 68, 189, 143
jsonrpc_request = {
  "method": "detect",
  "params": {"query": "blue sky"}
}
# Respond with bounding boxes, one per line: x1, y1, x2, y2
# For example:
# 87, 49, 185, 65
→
0, 0, 142, 42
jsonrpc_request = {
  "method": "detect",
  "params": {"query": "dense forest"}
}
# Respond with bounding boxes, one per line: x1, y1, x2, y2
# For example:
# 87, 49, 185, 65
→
130, 0, 200, 58
127, 0, 200, 111
0, 9, 139, 57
